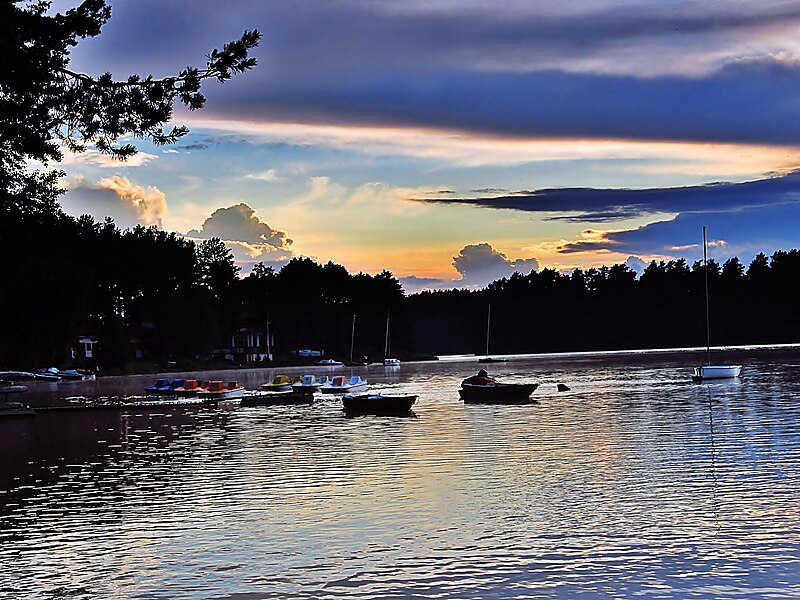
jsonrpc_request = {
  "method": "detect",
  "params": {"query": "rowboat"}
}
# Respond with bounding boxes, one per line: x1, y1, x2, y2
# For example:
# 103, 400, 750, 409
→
343, 393, 417, 415
460, 382, 539, 404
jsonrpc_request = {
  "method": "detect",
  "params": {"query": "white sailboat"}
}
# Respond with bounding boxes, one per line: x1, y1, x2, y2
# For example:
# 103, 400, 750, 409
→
383, 311, 400, 366
693, 226, 742, 381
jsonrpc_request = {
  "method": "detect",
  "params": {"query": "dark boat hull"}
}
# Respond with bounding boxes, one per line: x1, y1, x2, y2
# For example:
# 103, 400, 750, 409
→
343, 394, 417, 415
459, 383, 539, 404
240, 391, 314, 407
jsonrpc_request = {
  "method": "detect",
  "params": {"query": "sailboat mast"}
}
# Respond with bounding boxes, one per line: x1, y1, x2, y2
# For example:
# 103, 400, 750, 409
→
350, 314, 356, 364
385, 311, 390, 358
486, 303, 491, 357
703, 226, 711, 366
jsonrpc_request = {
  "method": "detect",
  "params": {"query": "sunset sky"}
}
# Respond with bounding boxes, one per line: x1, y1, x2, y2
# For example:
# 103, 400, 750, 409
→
56, 0, 800, 291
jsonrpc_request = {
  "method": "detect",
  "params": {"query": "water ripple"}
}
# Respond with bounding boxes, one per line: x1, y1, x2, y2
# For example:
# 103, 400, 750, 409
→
2, 352, 800, 598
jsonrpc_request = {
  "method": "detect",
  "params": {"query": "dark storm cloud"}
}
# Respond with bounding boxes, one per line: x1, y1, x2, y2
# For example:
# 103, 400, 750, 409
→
67, 1, 800, 146
416, 172, 800, 222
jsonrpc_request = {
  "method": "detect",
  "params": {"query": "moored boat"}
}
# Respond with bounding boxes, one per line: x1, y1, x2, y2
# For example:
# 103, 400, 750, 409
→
144, 378, 171, 394
199, 380, 245, 401
318, 358, 343, 366
692, 227, 742, 382
173, 379, 203, 396
459, 382, 539, 404
35, 368, 62, 381
320, 375, 368, 394
261, 375, 294, 392
343, 393, 417, 415
0, 401, 35, 417
292, 374, 321, 393
692, 365, 742, 381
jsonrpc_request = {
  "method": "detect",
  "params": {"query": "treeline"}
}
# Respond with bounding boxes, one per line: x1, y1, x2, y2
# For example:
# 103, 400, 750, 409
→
2, 209, 800, 370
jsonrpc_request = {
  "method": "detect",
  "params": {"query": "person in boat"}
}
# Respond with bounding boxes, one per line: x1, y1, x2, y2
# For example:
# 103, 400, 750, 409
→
462, 368, 496, 386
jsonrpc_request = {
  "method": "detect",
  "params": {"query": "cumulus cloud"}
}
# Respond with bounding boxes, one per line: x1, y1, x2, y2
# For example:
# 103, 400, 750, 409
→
60, 176, 167, 228
187, 203, 294, 273
625, 255, 648, 276
453, 243, 540, 287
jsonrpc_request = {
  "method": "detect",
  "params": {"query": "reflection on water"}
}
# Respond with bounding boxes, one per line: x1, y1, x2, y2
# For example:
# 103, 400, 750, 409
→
3, 351, 800, 598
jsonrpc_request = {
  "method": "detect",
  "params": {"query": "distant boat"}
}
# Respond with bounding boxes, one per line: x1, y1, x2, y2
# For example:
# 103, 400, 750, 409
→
261, 375, 294, 392
292, 374, 321, 393
34, 368, 61, 381
321, 375, 368, 394
343, 393, 417, 415
0, 372, 34, 416
478, 303, 507, 364
693, 226, 742, 382
318, 358, 343, 366
383, 311, 400, 366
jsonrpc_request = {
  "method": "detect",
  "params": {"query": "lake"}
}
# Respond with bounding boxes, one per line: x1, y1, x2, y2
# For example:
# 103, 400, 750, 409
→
2, 348, 800, 598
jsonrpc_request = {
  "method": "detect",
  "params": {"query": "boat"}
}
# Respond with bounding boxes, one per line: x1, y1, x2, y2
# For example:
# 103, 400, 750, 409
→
261, 375, 294, 392
692, 226, 742, 382
320, 375, 368, 394
34, 368, 62, 381
241, 391, 315, 407
343, 393, 417, 415
292, 374, 321, 393
318, 358, 343, 366
0, 401, 35, 417
199, 380, 245, 401
383, 311, 401, 366
173, 379, 203, 396
477, 303, 507, 364
0, 372, 34, 416
460, 382, 539, 404
145, 378, 172, 394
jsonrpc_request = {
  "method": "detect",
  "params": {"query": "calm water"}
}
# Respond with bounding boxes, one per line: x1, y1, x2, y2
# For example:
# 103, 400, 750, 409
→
3, 350, 800, 599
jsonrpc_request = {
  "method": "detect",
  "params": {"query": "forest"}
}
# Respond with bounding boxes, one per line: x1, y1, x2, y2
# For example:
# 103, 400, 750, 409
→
2, 207, 800, 372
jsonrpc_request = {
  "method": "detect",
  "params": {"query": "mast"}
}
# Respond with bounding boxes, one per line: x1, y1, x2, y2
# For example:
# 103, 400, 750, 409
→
266, 313, 272, 361
486, 303, 491, 357
384, 311, 390, 358
703, 226, 711, 366
349, 314, 356, 364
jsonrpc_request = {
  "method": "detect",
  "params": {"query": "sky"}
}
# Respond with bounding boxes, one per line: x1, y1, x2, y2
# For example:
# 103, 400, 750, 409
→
55, 0, 800, 292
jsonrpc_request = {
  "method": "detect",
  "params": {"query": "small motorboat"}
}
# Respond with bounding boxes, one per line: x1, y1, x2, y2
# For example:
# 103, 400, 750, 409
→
318, 358, 343, 366
343, 394, 417, 415
320, 375, 368, 394
292, 374, 321, 393
460, 382, 539, 404
692, 365, 742, 382
35, 368, 62, 381
241, 391, 315, 407
57, 369, 95, 380
261, 375, 294, 392
173, 379, 202, 396
199, 380, 245, 401
383, 358, 401, 366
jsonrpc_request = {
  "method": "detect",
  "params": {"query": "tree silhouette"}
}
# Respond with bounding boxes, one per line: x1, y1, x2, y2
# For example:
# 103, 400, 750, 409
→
1, 0, 260, 213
